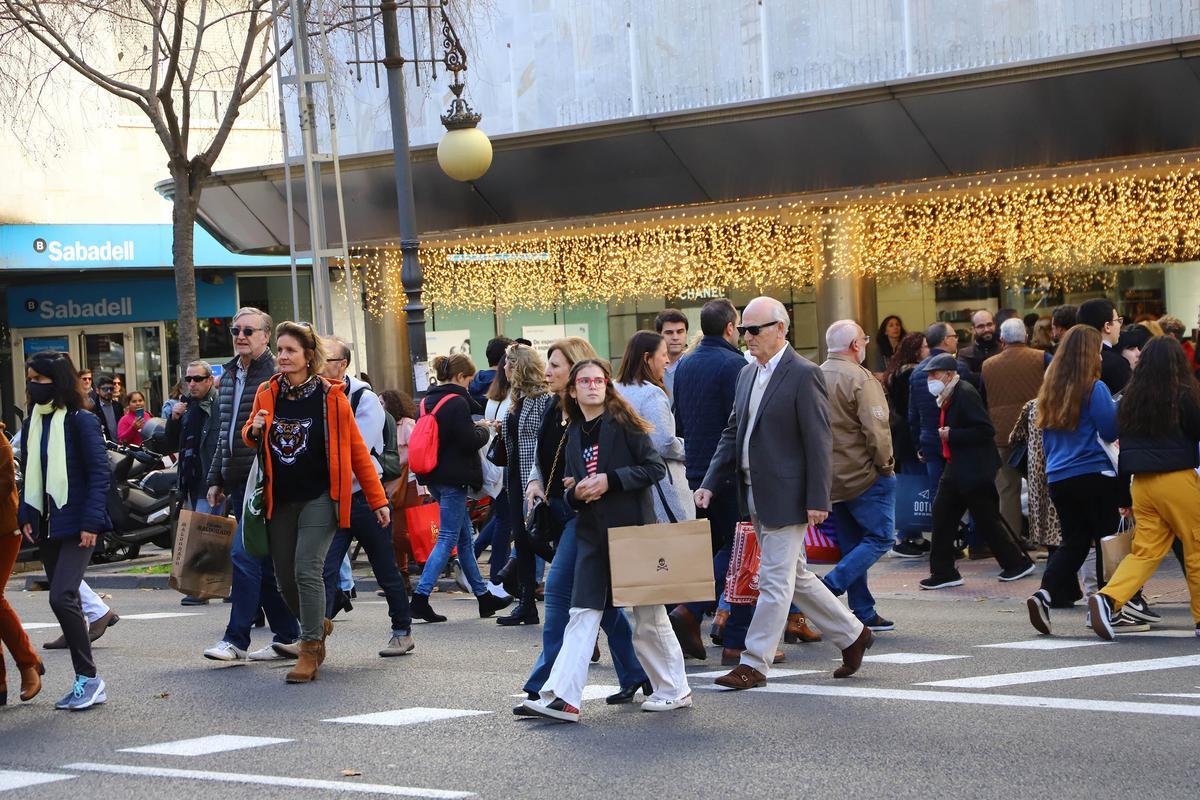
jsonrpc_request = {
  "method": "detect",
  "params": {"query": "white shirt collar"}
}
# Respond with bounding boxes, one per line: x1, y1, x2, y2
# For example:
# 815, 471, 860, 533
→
757, 345, 788, 377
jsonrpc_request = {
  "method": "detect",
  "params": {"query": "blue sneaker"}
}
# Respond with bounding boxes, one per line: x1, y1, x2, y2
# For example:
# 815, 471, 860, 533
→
55, 675, 106, 711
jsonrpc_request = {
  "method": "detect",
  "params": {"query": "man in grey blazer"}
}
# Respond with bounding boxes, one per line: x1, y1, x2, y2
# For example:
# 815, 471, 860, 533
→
696, 297, 874, 689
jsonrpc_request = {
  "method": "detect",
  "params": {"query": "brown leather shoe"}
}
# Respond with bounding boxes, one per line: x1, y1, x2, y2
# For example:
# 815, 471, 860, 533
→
784, 613, 822, 644
714, 664, 767, 690
318, 618, 334, 664
19, 662, 45, 702
88, 609, 118, 642
721, 648, 786, 666
668, 606, 707, 660
834, 625, 874, 679
286, 641, 322, 683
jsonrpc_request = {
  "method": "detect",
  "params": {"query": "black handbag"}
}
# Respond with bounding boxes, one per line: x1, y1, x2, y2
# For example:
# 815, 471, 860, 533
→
1007, 442, 1028, 475
485, 434, 507, 467
526, 426, 567, 561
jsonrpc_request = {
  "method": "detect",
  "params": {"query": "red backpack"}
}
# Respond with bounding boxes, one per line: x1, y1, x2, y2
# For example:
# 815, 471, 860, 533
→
408, 395, 456, 475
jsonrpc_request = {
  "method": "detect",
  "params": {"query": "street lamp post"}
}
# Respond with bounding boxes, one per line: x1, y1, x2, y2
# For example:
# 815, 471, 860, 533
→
365, 0, 492, 395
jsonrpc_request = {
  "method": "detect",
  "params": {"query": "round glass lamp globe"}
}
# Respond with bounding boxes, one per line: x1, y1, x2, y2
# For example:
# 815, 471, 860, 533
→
437, 127, 493, 181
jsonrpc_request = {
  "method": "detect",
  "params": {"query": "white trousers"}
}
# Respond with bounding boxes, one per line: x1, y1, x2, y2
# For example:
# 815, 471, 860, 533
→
79, 580, 109, 624
541, 605, 691, 709
742, 488, 864, 674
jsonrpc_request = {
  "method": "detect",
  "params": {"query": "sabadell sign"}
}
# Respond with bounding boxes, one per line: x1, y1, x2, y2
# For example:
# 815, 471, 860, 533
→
33, 236, 135, 263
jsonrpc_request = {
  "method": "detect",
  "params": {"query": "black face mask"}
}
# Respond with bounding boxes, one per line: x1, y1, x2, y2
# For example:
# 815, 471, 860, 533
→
28, 382, 55, 406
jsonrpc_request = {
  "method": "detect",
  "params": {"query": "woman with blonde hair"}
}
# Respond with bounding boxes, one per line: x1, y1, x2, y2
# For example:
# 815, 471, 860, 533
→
244, 321, 390, 683
496, 344, 554, 626
519, 339, 650, 706
1026, 325, 1121, 635
521, 359, 689, 722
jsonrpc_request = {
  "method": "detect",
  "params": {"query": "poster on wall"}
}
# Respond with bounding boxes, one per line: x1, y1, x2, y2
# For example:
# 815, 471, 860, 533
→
424, 329, 473, 389
522, 324, 589, 360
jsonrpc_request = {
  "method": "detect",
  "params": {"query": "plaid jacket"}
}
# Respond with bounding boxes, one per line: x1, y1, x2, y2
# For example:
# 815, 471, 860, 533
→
504, 392, 553, 492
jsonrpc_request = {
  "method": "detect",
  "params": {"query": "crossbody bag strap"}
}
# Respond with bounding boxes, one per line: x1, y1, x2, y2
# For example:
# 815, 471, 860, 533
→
547, 425, 568, 488
653, 476, 678, 524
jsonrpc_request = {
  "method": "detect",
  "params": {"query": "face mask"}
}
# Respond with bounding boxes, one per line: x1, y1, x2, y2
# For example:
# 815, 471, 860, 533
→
28, 381, 55, 406
927, 379, 946, 397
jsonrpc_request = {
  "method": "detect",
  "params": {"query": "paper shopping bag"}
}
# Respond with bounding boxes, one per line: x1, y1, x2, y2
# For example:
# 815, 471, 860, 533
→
168, 508, 237, 600
406, 502, 442, 563
724, 522, 761, 605
608, 519, 714, 607
1100, 518, 1134, 581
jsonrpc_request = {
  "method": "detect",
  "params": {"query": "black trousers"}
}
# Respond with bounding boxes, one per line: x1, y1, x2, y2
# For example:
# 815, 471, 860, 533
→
1042, 473, 1120, 607
39, 532, 97, 678
930, 477, 1027, 579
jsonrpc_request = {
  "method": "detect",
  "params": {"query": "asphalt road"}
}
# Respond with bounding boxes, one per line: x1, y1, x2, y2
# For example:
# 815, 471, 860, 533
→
1, 557, 1197, 800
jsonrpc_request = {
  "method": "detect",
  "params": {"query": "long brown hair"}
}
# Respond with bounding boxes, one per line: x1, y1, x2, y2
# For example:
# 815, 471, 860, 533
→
883, 332, 927, 387
505, 344, 549, 401
1037, 325, 1102, 430
564, 359, 651, 434
615, 330, 666, 390
1118, 335, 1200, 437
486, 357, 512, 402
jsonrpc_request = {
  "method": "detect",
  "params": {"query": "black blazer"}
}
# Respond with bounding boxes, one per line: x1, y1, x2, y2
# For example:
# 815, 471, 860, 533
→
564, 411, 665, 609
1100, 344, 1132, 396
941, 380, 1000, 489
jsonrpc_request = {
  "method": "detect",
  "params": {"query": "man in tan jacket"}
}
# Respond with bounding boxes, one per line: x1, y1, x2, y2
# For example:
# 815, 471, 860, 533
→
819, 320, 898, 632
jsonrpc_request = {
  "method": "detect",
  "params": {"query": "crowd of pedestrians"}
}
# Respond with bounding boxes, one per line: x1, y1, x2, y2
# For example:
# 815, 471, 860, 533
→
3, 294, 1199, 720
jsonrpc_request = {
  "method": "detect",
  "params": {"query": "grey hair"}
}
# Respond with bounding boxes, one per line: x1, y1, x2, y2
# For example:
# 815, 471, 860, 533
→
186, 360, 212, 378
825, 319, 861, 352
233, 306, 272, 333
999, 318, 1027, 344
747, 296, 790, 333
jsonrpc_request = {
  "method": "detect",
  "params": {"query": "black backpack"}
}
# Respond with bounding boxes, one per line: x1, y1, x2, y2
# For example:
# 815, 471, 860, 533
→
350, 385, 404, 483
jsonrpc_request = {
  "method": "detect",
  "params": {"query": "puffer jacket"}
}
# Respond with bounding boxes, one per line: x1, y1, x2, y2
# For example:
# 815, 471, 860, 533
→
206, 349, 276, 491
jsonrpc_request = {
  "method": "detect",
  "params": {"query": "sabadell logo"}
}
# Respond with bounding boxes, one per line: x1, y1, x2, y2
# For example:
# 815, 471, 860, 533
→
33, 236, 135, 262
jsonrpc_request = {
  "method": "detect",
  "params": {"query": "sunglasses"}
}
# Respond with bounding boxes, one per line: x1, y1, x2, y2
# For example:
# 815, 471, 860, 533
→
230, 326, 262, 337
736, 322, 779, 337
574, 377, 608, 388
183, 375, 210, 383
98, 385, 115, 393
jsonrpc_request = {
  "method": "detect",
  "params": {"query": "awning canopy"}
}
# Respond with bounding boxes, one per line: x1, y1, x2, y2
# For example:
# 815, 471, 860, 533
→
167, 39, 1200, 255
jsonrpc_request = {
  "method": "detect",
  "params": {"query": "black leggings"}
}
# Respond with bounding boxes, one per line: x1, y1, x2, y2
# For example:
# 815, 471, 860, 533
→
39, 532, 97, 678
1042, 473, 1120, 607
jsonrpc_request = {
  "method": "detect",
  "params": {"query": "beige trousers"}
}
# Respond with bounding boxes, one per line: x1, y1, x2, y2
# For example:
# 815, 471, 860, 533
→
741, 488, 864, 674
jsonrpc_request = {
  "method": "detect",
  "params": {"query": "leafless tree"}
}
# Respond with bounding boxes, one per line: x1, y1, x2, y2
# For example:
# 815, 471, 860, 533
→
0, 1, 357, 365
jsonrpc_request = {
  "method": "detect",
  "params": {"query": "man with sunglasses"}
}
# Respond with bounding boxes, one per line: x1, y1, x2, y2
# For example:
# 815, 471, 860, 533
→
203, 307, 300, 662
697, 297, 871, 690
88, 374, 121, 442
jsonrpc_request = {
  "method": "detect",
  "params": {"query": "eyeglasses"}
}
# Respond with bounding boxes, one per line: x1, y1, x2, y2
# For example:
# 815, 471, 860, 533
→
945, 333, 959, 340
98, 385, 115, 393
860, 335, 872, 344
574, 377, 608, 388
1110, 316, 1125, 326
183, 375, 210, 383
230, 326, 262, 337
326, 357, 348, 363
736, 322, 779, 337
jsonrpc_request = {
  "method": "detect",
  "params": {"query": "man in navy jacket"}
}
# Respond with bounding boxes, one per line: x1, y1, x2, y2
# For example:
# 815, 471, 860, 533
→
669, 298, 752, 659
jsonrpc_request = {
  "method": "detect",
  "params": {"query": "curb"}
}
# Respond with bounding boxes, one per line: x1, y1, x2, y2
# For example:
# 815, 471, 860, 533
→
22, 573, 463, 594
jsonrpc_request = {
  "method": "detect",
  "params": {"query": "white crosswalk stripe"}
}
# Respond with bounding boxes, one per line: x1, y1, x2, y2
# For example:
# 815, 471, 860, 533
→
0, 770, 74, 792
862, 652, 969, 664
324, 707, 491, 727
977, 639, 1107, 650
920, 654, 1200, 689
119, 735, 293, 756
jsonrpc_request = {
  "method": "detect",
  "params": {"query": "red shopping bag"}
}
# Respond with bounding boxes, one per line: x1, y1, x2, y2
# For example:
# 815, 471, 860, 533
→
724, 522, 761, 604
804, 519, 841, 564
406, 502, 441, 563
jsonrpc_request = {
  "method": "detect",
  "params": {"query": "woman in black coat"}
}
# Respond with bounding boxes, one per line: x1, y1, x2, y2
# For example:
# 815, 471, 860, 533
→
520, 359, 691, 723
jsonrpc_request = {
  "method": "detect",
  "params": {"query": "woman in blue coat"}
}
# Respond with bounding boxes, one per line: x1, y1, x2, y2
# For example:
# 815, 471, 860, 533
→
17, 351, 111, 711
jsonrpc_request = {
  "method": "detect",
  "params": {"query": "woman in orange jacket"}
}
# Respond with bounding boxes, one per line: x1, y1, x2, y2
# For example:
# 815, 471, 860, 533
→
243, 321, 390, 683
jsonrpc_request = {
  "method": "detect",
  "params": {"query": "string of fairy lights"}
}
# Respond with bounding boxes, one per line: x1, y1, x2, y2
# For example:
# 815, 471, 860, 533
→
346, 160, 1200, 314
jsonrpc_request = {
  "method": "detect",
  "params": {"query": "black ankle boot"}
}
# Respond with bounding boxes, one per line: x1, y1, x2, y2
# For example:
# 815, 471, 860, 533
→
478, 591, 514, 619
496, 602, 539, 626
410, 593, 447, 623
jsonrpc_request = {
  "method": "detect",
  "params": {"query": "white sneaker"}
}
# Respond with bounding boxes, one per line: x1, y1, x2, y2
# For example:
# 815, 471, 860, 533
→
203, 641, 248, 661
641, 693, 693, 712
486, 581, 512, 599
248, 644, 290, 661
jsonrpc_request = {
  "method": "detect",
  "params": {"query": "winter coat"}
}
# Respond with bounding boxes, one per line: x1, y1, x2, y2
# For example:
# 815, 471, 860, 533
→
672, 335, 744, 487
938, 380, 1000, 490
17, 409, 111, 539
207, 349, 276, 492
164, 389, 220, 502
908, 348, 973, 461
414, 383, 488, 490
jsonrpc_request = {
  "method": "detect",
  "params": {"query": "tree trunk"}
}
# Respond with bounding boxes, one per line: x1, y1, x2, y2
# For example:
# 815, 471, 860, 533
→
171, 171, 201, 370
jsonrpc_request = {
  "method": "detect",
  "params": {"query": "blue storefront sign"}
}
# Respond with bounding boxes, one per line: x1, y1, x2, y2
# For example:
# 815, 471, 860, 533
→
0, 224, 286, 271
7, 277, 238, 328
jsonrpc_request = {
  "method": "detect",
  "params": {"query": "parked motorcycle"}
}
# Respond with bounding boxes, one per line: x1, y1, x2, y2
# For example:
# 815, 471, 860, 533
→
96, 442, 179, 562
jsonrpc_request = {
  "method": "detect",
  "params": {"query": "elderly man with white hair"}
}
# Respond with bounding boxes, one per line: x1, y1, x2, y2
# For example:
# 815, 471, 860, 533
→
981, 316, 1049, 548
817, 320, 898, 632
697, 298, 872, 689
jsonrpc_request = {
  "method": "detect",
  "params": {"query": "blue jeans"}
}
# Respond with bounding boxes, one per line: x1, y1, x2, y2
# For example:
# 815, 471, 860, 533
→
473, 489, 511, 582
823, 474, 896, 623
222, 487, 300, 650
338, 554, 354, 592
523, 499, 649, 694
416, 485, 487, 597
324, 492, 412, 635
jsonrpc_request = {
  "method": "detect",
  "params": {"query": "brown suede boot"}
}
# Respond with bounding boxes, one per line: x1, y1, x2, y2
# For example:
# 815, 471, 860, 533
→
710, 608, 730, 646
784, 613, 822, 644
286, 641, 322, 683
19, 662, 45, 702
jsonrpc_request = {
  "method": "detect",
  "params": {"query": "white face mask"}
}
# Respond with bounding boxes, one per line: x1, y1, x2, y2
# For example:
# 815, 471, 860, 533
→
927, 379, 947, 397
